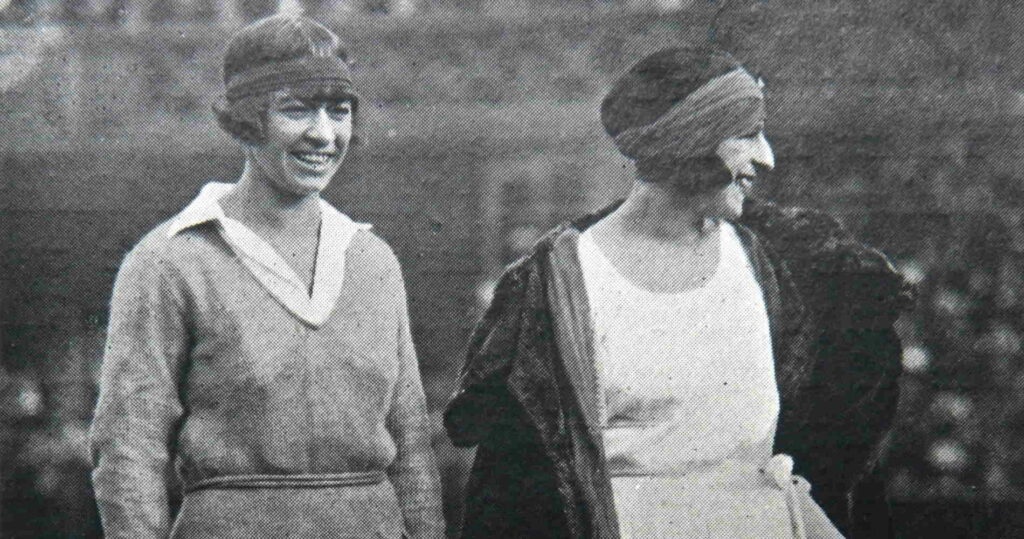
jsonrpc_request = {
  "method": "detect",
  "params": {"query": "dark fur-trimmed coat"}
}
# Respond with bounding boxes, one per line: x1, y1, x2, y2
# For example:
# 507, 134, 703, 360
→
445, 199, 913, 539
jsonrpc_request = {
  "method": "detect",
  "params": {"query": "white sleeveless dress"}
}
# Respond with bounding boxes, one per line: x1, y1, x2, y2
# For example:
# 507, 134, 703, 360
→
578, 223, 800, 539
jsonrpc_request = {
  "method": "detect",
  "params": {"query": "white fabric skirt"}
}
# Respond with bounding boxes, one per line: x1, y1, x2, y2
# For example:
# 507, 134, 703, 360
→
611, 460, 808, 539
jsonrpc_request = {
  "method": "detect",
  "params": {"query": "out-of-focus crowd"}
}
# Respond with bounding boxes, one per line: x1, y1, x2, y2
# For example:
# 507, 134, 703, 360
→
5, 0, 1024, 536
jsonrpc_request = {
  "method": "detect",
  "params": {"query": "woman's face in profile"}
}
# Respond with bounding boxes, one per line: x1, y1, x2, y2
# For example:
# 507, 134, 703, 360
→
716, 130, 774, 185
251, 91, 354, 196
711, 130, 775, 219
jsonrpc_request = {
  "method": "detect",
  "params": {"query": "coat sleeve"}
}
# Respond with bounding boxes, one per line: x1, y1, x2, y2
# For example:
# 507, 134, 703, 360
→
89, 247, 188, 539
385, 271, 446, 539
443, 259, 576, 539
443, 263, 529, 448
808, 250, 906, 536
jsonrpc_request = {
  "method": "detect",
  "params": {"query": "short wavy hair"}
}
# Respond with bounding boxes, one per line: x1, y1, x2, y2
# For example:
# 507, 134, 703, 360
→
213, 14, 361, 146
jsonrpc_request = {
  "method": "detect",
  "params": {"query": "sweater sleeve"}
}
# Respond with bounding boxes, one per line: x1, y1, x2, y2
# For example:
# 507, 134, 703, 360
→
89, 247, 188, 539
386, 272, 446, 539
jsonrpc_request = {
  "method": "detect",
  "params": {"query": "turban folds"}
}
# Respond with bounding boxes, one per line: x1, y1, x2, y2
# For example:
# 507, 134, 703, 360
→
611, 68, 765, 163
600, 47, 768, 185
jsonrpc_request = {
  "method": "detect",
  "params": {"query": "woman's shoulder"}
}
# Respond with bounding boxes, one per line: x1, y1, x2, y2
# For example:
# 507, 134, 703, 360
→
348, 227, 400, 261
119, 219, 215, 273
739, 199, 915, 320
738, 199, 845, 250
347, 228, 394, 259
739, 199, 898, 277
107, 220, 223, 300
345, 229, 406, 284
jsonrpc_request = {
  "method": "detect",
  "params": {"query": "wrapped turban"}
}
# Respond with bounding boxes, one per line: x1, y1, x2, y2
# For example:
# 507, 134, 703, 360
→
601, 48, 765, 188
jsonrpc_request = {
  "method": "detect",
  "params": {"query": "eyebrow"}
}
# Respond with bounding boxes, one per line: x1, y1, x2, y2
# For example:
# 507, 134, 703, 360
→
271, 94, 304, 106
273, 96, 352, 108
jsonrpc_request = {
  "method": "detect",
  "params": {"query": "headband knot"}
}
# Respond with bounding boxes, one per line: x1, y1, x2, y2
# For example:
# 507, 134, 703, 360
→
225, 55, 356, 102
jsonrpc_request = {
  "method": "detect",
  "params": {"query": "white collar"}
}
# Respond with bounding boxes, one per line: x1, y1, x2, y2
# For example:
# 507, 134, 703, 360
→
167, 182, 234, 237
168, 182, 372, 327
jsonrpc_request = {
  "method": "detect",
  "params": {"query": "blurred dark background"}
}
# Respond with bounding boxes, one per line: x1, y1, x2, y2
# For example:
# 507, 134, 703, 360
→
3, 0, 1024, 537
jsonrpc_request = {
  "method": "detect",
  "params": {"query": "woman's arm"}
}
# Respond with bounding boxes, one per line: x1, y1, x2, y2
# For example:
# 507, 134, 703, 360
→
89, 246, 189, 538
386, 272, 445, 539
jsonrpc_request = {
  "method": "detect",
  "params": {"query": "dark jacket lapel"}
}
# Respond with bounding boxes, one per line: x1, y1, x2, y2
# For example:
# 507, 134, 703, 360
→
544, 227, 620, 539
545, 228, 601, 434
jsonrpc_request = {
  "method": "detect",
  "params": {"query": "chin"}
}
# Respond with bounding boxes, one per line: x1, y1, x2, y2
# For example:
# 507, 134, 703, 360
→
720, 204, 744, 221
711, 186, 746, 220
281, 176, 332, 196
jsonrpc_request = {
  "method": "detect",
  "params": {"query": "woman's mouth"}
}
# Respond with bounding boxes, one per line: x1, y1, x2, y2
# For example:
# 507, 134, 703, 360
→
291, 151, 337, 169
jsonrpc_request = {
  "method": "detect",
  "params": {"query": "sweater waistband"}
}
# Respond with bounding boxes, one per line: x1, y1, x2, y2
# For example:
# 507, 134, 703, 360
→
184, 471, 387, 494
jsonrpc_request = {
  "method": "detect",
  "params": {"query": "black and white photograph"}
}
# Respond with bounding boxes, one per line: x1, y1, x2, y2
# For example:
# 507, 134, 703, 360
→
1, 1, 1021, 537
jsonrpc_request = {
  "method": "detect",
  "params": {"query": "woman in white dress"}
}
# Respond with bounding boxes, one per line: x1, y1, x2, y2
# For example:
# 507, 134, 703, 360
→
446, 47, 908, 539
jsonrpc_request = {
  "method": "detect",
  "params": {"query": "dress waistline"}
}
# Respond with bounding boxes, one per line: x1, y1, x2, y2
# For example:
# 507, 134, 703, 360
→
610, 455, 830, 539
184, 471, 387, 494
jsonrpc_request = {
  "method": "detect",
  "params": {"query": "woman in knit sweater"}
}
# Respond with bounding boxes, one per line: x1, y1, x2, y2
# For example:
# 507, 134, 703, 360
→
89, 14, 444, 538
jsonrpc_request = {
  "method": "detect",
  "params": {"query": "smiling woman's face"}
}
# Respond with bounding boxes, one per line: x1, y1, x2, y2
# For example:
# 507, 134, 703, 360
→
716, 129, 775, 183
249, 91, 354, 197
711, 129, 775, 219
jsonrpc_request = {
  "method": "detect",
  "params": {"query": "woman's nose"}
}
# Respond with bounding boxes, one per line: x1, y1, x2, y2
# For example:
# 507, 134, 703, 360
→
755, 132, 775, 170
304, 109, 334, 145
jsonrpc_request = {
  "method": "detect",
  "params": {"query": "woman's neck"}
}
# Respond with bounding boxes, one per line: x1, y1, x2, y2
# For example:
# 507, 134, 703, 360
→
600, 179, 718, 244
222, 161, 321, 234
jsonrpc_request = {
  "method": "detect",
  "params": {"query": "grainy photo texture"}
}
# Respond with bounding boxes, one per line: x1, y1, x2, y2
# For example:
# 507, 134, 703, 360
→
1, 1, 1021, 538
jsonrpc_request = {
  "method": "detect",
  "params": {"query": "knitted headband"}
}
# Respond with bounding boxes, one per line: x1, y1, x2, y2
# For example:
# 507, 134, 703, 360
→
611, 68, 765, 162
225, 55, 357, 103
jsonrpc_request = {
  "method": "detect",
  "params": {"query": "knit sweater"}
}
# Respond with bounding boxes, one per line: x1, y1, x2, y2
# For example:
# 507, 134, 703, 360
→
89, 219, 444, 538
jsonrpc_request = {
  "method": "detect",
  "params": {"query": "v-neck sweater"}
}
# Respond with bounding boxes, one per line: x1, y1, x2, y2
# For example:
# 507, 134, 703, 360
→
89, 219, 444, 538
166, 182, 372, 326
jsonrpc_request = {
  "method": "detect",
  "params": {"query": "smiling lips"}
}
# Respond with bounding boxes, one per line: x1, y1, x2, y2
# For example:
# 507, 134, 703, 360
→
291, 150, 338, 169
737, 175, 755, 192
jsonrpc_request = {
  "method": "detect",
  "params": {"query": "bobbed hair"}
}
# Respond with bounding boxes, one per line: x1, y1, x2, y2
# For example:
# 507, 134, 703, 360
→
213, 14, 360, 146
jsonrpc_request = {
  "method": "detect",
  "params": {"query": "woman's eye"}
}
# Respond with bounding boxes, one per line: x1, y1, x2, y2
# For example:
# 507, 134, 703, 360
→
328, 105, 351, 118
